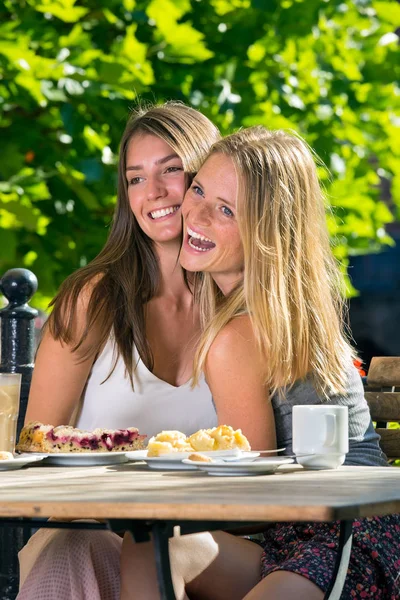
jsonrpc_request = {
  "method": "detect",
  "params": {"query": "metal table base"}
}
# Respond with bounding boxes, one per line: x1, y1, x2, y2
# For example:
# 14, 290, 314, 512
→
1, 517, 353, 600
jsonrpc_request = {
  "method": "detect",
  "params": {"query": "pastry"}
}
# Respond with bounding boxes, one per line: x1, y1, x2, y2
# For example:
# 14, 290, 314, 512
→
16, 421, 147, 453
147, 425, 250, 456
187, 453, 213, 463
189, 425, 251, 452
147, 430, 193, 457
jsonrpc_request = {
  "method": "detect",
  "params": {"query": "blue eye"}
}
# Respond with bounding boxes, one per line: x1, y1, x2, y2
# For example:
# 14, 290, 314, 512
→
221, 206, 234, 217
191, 184, 204, 197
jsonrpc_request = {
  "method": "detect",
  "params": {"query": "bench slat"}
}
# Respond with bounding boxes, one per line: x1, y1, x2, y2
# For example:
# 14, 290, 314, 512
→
376, 429, 400, 460
367, 357, 400, 387
365, 392, 400, 422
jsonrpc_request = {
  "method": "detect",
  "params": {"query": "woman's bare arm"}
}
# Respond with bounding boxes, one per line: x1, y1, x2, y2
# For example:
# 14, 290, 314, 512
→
205, 315, 276, 451
24, 288, 102, 427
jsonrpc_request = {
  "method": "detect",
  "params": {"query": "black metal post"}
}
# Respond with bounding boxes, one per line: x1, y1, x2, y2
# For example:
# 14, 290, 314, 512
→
0, 268, 38, 600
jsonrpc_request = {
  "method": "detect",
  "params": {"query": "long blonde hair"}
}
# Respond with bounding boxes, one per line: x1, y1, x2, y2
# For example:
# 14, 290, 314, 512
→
193, 126, 354, 397
48, 102, 220, 384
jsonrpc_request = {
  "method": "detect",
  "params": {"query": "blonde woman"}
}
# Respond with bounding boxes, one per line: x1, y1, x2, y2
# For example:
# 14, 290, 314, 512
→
17, 102, 221, 600
120, 127, 399, 600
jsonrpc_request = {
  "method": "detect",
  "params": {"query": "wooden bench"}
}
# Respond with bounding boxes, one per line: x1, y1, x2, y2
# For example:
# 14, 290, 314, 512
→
364, 357, 400, 461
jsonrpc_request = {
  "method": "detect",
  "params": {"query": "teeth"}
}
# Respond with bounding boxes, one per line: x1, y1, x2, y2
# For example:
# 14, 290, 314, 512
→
150, 206, 179, 220
188, 238, 213, 252
187, 227, 213, 243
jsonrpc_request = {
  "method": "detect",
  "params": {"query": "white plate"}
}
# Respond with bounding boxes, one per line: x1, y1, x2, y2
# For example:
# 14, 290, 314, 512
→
126, 450, 261, 471
181, 456, 294, 476
0, 454, 47, 471
145, 457, 198, 471
125, 450, 150, 461
41, 451, 129, 467
126, 450, 200, 471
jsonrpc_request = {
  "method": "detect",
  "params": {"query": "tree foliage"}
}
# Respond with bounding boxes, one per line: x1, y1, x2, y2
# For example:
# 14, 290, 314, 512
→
0, 0, 399, 307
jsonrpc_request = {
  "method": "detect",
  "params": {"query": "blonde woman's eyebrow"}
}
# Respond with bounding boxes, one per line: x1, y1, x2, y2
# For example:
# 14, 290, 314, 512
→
192, 177, 234, 207
126, 153, 181, 171
217, 196, 235, 207
192, 177, 203, 187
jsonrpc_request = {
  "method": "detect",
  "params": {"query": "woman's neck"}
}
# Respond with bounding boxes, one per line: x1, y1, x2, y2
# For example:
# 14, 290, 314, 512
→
212, 272, 243, 296
154, 240, 191, 302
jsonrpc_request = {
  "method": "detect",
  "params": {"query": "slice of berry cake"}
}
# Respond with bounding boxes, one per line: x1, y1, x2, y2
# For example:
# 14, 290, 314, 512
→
16, 421, 147, 453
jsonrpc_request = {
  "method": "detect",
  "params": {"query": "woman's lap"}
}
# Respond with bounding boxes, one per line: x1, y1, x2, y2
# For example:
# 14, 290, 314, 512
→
17, 515, 400, 599
260, 515, 400, 599
18, 526, 122, 600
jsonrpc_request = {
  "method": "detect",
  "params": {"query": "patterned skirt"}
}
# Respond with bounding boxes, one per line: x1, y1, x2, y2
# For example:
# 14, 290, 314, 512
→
260, 515, 400, 599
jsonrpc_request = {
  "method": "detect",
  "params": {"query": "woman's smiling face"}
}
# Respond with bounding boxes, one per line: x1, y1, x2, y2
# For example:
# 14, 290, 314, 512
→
180, 152, 244, 295
126, 133, 187, 245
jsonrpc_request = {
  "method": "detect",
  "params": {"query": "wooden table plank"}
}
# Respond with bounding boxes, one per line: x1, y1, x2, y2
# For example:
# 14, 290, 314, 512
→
0, 464, 399, 523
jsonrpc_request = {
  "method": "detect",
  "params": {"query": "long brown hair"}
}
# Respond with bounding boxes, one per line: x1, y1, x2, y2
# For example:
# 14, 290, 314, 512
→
193, 126, 354, 397
47, 102, 220, 383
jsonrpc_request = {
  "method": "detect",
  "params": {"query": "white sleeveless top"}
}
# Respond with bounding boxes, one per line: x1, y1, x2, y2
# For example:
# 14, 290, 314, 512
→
76, 337, 217, 438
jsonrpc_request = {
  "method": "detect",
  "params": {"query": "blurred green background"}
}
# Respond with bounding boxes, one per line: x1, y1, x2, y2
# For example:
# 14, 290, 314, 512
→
0, 0, 399, 309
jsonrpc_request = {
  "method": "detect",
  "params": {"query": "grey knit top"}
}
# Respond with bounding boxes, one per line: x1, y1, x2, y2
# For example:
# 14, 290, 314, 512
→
271, 362, 388, 466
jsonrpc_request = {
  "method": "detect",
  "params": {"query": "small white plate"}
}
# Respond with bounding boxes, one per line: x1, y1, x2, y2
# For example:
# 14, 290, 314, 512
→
125, 450, 150, 461
126, 450, 260, 471
126, 450, 200, 471
41, 451, 129, 467
144, 457, 198, 471
0, 454, 47, 471
182, 456, 294, 477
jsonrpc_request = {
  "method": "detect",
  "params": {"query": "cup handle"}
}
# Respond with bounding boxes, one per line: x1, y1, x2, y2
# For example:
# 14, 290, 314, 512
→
323, 414, 337, 447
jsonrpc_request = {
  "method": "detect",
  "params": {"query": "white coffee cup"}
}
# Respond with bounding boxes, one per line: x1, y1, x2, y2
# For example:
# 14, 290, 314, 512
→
292, 405, 349, 469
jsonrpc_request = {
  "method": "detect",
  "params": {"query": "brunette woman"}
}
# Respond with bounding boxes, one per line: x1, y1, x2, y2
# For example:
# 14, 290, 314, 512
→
18, 102, 221, 600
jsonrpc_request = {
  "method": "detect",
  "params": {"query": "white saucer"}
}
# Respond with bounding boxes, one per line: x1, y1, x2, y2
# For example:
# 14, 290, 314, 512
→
126, 450, 201, 471
143, 456, 198, 471
0, 454, 47, 471
182, 456, 294, 476
126, 450, 260, 471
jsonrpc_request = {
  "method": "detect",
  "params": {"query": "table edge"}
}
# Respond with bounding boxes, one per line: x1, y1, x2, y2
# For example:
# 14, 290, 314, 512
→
0, 500, 398, 522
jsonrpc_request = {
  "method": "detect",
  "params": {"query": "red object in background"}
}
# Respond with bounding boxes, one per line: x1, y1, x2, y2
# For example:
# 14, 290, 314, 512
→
25, 151, 35, 163
354, 359, 366, 377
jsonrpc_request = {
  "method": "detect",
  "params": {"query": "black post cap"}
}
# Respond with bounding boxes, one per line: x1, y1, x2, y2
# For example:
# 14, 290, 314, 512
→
0, 268, 38, 305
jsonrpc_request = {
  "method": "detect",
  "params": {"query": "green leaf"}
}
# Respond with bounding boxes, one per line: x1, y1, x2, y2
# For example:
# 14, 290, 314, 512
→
373, 1, 400, 25
83, 126, 110, 152
210, 0, 251, 16
23, 250, 38, 267
0, 229, 17, 262
34, 0, 89, 23
56, 163, 101, 210
147, 0, 213, 62
123, 0, 136, 10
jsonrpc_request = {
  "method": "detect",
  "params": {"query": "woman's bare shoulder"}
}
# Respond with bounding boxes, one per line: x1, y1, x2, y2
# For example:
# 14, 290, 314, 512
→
204, 317, 275, 450
78, 272, 105, 303
206, 315, 262, 371
57, 272, 105, 314
50, 272, 107, 343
